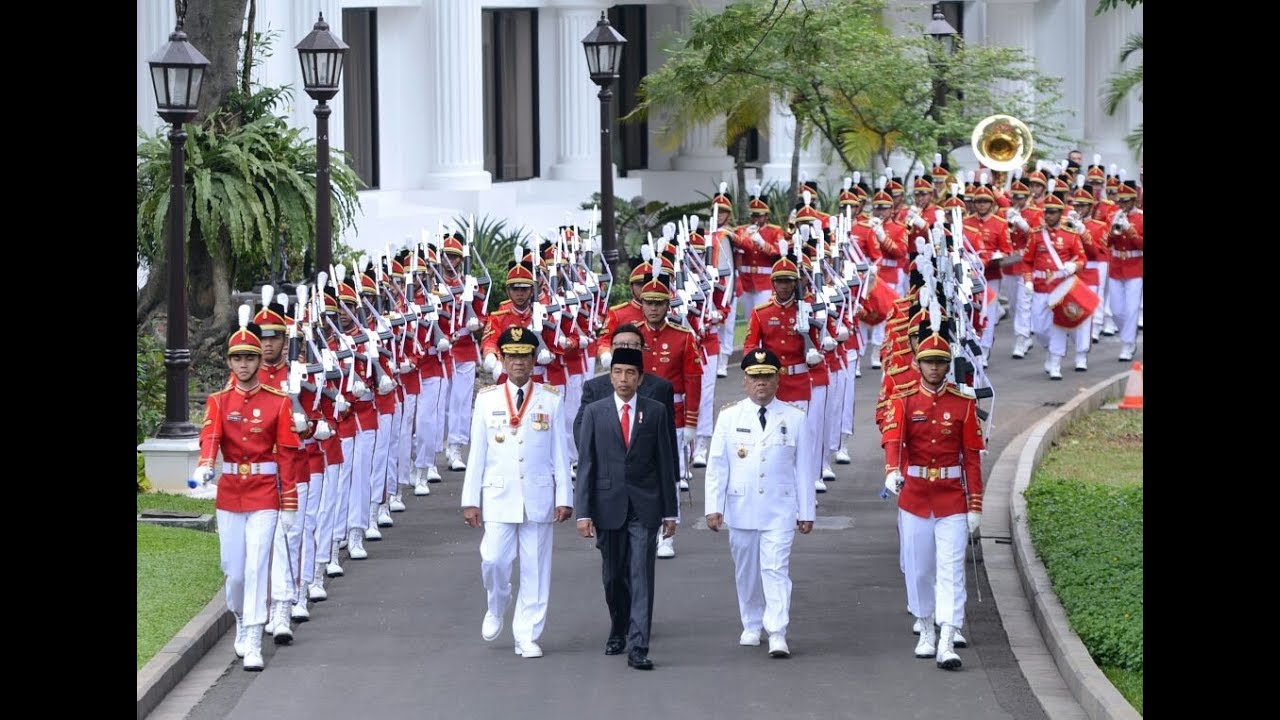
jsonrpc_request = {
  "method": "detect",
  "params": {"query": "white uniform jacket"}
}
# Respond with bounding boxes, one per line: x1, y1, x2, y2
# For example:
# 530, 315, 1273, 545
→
461, 382, 572, 523
704, 397, 816, 530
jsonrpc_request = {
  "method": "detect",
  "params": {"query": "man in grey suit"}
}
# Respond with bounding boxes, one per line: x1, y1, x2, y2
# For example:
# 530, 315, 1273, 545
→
575, 347, 678, 670
574, 324, 678, 482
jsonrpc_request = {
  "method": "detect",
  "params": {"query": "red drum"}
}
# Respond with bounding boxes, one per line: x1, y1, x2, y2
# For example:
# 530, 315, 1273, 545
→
1047, 276, 1101, 329
858, 274, 898, 326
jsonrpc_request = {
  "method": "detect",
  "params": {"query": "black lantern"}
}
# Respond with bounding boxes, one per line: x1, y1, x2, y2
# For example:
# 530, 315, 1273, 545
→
582, 12, 626, 85
296, 13, 349, 102
926, 3, 958, 56
148, 21, 210, 124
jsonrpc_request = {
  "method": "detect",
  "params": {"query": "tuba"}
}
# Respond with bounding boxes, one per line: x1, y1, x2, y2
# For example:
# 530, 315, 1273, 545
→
971, 115, 1034, 172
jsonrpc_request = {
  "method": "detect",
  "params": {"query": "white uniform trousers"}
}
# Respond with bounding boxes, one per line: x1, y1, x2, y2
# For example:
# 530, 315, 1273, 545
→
1001, 275, 1033, 341
371, 412, 395, 504
586, 357, 596, 376
294, 473, 321, 589
859, 322, 887, 367
980, 290, 1001, 351
347, 429, 375, 532
1087, 262, 1109, 337
397, 393, 417, 487
842, 350, 856, 436
728, 526, 797, 636
382, 406, 400, 499
804, 385, 828, 478
900, 510, 969, 629
697, 355, 718, 440
218, 509, 278, 627
719, 300, 737, 365
1031, 293, 1068, 359
414, 377, 447, 470
564, 373, 584, 465
825, 368, 846, 453
446, 361, 477, 446
1108, 277, 1144, 346
270, 494, 298, 602
479, 520, 554, 644
314, 461, 342, 563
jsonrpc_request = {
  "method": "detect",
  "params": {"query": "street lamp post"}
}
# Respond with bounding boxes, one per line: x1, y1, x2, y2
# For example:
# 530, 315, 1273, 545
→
296, 13, 349, 280
581, 12, 627, 276
925, 3, 958, 153
148, 19, 210, 439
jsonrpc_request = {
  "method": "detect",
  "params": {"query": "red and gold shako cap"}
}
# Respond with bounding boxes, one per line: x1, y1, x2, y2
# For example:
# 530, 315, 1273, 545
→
771, 256, 800, 280
1070, 187, 1097, 205
916, 331, 952, 361
229, 323, 263, 356
506, 262, 535, 287
629, 261, 653, 284
912, 176, 934, 193
871, 190, 894, 207
1042, 194, 1067, 211
442, 235, 465, 256
253, 305, 288, 335
748, 196, 770, 215
640, 277, 672, 301
1117, 182, 1138, 200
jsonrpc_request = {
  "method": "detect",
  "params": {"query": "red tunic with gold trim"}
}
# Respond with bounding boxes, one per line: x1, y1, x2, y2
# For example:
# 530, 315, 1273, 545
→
1078, 218, 1111, 286
637, 320, 703, 429
850, 219, 885, 266
441, 274, 484, 364
744, 297, 822, 404
199, 384, 302, 513
1024, 224, 1087, 294
875, 362, 919, 433
1000, 205, 1043, 278
480, 301, 567, 386
875, 220, 910, 286
1108, 209, 1143, 280
963, 213, 1012, 282
881, 383, 984, 519
731, 223, 786, 295
256, 360, 313, 488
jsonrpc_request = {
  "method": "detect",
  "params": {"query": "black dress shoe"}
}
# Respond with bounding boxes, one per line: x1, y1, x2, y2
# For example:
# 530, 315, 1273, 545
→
605, 637, 626, 655
627, 648, 654, 670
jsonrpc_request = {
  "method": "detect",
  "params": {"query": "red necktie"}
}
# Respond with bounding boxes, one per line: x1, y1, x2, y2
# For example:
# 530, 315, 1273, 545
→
621, 402, 631, 449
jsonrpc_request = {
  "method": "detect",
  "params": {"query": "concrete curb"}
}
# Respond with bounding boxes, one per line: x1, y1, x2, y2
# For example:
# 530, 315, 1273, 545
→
137, 588, 234, 720
1009, 371, 1141, 720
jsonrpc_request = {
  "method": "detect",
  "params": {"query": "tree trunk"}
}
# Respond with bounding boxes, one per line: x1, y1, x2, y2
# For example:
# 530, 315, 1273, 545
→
136, 260, 167, 327
789, 112, 802, 206
183, 0, 251, 123
734, 135, 749, 225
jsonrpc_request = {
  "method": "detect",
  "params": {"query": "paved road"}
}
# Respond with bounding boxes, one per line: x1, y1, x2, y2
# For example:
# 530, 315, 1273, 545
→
181, 323, 1141, 720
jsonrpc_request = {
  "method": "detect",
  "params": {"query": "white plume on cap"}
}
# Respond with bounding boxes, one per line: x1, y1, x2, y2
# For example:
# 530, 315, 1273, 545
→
662, 222, 677, 241
853, 171, 861, 186
641, 244, 653, 262
238, 304, 251, 329
952, 183, 963, 198
1035, 160, 1044, 173
358, 254, 369, 271
843, 177, 852, 191
277, 292, 289, 312
1109, 163, 1118, 177
513, 244, 523, 263
1093, 153, 1102, 167
877, 175, 887, 190
1012, 167, 1023, 180
261, 284, 274, 309
933, 153, 943, 167
1118, 168, 1127, 182
966, 170, 976, 184
978, 170, 990, 185
335, 264, 346, 283
802, 189, 813, 206
779, 239, 790, 258
928, 297, 943, 333
1075, 173, 1086, 189
719, 181, 728, 194
798, 224, 810, 241
317, 271, 328, 290
1046, 178, 1057, 195
689, 215, 700, 232
913, 160, 925, 175
297, 284, 309, 308
750, 182, 762, 197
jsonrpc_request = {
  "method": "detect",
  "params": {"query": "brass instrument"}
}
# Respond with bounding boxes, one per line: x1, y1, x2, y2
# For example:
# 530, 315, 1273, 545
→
971, 114, 1034, 172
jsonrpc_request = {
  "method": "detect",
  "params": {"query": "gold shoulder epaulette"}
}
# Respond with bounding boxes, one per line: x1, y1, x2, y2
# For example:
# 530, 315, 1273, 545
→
721, 400, 739, 411
991, 214, 1008, 224
478, 385, 500, 394
489, 308, 510, 317
668, 323, 693, 333
895, 385, 920, 398
945, 385, 974, 399
540, 383, 561, 395
754, 300, 773, 310
261, 385, 288, 397
610, 301, 630, 310
766, 223, 784, 231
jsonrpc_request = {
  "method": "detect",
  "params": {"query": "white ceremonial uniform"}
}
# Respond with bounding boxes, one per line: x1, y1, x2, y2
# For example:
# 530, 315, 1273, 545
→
704, 398, 817, 639
460, 381, 572, 646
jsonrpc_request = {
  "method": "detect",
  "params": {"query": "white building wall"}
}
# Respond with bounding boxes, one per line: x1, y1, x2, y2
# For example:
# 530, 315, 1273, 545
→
137, 0, 1141, 258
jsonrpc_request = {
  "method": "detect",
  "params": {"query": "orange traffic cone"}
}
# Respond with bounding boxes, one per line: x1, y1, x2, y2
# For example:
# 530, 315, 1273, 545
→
1118, 362, 1143, 410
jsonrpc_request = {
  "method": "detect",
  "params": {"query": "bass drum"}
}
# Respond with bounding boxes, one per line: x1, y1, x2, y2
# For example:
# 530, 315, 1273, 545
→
858, 274, 899, 326
1047, 276, 1101, 329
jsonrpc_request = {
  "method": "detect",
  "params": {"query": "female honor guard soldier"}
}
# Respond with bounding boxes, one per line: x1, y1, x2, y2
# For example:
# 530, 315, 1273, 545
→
881, 323, 984, 670
461, 326, 573, 659
704, 349, 816, 658
190, 307, 302, 671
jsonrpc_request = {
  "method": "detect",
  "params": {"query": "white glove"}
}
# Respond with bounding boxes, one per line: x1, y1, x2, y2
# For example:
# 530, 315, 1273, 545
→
352, 378, 369, 397
536, 347, 553, 365
578, 335, 590, 349
708, 309, 722, 323
884, 470, 904, 496
967, 511, 981, 535
1023, 280, 1034, 295
1016, 217, 1031, 232
334, 394, 350, 414
676, 427, 691, 448
292, 412, 309, 434
874, 224, 886, 241
1067, 210, 1080, 224
313, 419, 334, 441
435, 337, 452, 352
1062, 261, 1078, 275
280, 510, 297, 530
189, 465, 216, 489
911, 215, 926, 229
556, 335, 572, 349
805, 348, 822, 366
466, 316, 481, 332
821, 337, 837, 352
599, 351, 613, 370
836, 325, 850, 341
484, 354, 500, 375
377, 374, 396, 395
399, 361, 415, 374
1115, 215, 1130, 231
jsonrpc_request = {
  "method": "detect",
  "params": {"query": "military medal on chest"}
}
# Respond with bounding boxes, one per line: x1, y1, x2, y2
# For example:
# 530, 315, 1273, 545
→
737, 446, 748, 459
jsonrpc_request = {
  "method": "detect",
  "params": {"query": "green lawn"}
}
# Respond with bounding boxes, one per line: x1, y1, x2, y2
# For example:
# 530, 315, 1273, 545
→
137, 491, 217, 516
1026, 406, 1143, 715
137, 522, 224, 670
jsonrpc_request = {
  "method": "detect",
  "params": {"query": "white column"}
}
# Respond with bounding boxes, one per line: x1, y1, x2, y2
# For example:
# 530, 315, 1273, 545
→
1035, 0, 1085, 147
984, 0, 1039, 105
1085, 0, 1142, 171
760, 99, 827, 187
549, 3, 607, 181
292, 0, 347, 152
376, 7, 430, 192
137, 0, 176, 137
670, 2, 732, 172
422, 0, 490, 189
